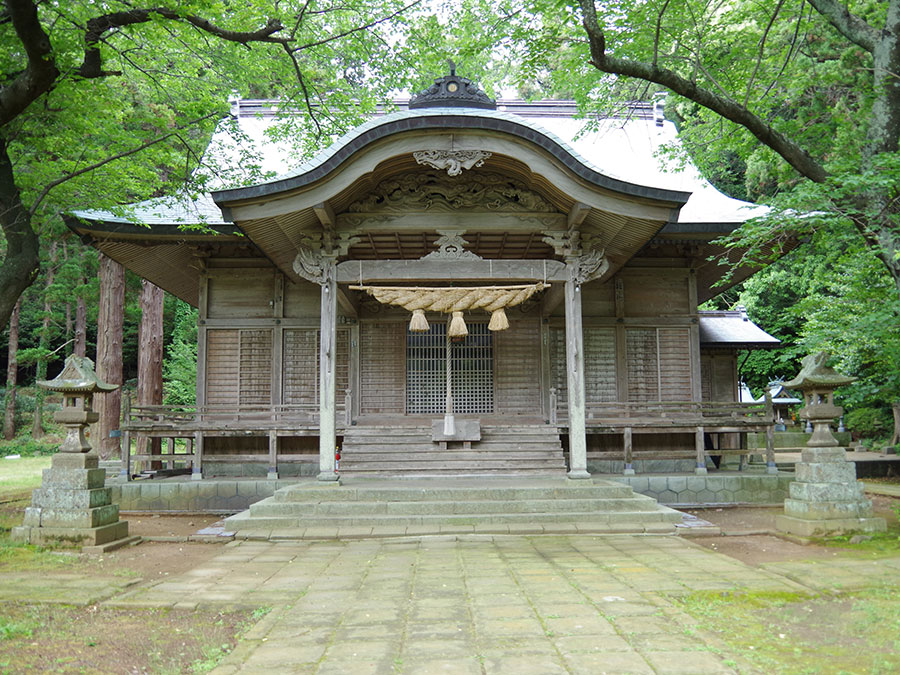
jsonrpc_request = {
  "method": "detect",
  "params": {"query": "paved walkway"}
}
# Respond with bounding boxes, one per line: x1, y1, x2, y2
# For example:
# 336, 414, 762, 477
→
106, 535, 819, 674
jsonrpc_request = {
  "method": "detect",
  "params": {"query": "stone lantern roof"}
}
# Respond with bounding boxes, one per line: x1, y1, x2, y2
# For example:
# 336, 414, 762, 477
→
37, 355, 118, 395
782, 352, 856, 391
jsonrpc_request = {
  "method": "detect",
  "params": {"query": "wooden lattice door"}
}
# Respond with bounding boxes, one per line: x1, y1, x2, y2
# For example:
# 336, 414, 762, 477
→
406, 322, 493, 415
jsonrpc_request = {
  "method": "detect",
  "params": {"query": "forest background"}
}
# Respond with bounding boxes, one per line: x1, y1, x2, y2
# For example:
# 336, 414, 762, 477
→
2, 0, 899, 454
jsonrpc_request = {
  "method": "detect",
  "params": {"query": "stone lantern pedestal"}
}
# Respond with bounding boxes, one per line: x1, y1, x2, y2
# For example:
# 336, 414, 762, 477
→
12, 356, 136, 552
775, 353, 886, 537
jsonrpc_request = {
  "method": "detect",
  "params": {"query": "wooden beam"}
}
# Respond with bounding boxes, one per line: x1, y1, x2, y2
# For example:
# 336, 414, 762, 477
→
314, 202, 336, 229
567, 202, 591, 230
337, 288, 358, 318
541, 283, 565, 316
336, 259, 567, 283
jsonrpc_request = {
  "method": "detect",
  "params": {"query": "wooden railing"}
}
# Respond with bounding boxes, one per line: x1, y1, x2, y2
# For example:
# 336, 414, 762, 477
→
551, 394, 776, 473
120, 393, 352, 480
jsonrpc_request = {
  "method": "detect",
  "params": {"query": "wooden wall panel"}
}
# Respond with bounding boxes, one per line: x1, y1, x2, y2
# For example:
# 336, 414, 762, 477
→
584, 327, 617, 403
360, 322, 405, 414
713, 354, 737, 402
620, 269, 691, 317
581, 280, 615, 317
700, 355, 713, 401
283, 280, 320, 319
207, 271, 273, 318
495, 319, 542, 414
206, 330, 240, 406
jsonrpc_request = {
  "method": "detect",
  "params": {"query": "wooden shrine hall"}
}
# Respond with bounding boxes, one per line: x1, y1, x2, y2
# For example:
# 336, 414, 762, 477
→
68, 71, 780, 481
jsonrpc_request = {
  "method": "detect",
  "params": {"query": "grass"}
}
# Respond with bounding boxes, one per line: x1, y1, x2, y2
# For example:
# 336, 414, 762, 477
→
675, 588, 900, 674
0, 456, 51, 496
0, 455, 76, 571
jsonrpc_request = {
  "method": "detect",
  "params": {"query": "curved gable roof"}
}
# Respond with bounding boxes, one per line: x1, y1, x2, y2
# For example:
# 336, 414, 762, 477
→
211, 107, 691, 208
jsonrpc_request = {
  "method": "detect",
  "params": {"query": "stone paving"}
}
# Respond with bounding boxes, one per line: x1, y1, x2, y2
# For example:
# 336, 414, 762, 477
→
105, 535, 814, 674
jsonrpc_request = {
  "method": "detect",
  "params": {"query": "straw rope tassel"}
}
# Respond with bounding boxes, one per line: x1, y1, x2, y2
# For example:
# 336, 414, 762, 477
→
448, 311, 468, 338
409, 308, 429, 332
488, 308, 509, 331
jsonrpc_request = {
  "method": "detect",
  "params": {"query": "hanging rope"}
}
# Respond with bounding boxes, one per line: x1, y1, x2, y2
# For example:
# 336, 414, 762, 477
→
349, 283, 548, 334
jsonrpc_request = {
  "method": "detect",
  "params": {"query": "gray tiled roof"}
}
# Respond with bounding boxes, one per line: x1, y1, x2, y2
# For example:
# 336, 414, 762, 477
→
699, 311, 780, 347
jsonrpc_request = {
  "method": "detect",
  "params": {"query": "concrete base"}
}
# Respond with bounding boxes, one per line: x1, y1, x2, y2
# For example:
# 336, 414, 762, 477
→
775, 514, 887, 537
11, 452, 131, 550
566, 469, 591, 480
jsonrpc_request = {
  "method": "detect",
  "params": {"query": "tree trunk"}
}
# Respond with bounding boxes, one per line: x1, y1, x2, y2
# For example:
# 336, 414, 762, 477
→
32, 241, 58, 440
137, 280, 164, 469
3, 299, 21, 440
96, 254, 125, 460
0, 135, 40, 332
74, 295, 87, 357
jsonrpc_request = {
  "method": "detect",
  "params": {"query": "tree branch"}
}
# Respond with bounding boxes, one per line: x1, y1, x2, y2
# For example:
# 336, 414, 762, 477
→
77, 8, 289, 79
577, 0, 828, 184
806, 0, 878, 53
294, 0, 422, 51
28, 112, 219, 216
0, 0, 61, 128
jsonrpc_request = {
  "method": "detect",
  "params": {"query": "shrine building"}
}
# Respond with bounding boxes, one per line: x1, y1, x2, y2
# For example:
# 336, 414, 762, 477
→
68, 72, 780, 483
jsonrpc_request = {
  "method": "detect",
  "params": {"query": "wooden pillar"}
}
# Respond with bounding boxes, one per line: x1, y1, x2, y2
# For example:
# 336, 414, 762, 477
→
695, 426, 708, 475
318, 261, 339, 481
268, 430, 279, 480
192, 431, 203, 480
623, 427, 634, 475
564, 264, 590, 479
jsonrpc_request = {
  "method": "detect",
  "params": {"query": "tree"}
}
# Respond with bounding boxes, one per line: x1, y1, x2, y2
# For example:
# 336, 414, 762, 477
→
0, 0, 424, 332
567, 0, 899, 294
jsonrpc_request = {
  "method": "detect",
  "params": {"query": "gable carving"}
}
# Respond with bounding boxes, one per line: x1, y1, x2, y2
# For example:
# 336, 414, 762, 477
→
347, 171, 557, 213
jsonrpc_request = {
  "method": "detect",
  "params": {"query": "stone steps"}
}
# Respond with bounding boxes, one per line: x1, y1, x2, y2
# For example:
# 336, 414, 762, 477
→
223, 478, 683, 539
340, 424, 567, 476
251, 497, 661, 517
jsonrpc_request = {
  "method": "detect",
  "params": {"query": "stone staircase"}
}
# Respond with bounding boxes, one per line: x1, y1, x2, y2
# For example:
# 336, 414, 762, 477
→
339, 424, 567, 476
223, 477, 683, 539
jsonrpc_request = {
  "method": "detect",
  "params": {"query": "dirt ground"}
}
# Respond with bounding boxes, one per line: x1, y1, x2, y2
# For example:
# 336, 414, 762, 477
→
683, 494, 900, 565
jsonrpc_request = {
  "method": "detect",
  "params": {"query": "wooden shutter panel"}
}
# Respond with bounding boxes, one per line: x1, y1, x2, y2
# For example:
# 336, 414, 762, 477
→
584, 327, 617, 403
238, 329, 272, 405
549, 327, 568, 411
206, 329, 239, 406
360, 322, 405, 414
283, 328, 350, 409
205, 329, 273, 406
626, 328, 659, 402
657, 328, 691, 401
495, 320, 541, 414
283, 328, 317, 405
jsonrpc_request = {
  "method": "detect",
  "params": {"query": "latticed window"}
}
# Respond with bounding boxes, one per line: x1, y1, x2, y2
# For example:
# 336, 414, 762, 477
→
406, 322, 493, 414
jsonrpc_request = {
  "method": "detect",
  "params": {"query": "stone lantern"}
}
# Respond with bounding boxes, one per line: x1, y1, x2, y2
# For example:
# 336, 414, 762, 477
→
775, 353, 886, 537
40, 355, 118, 454
12, 356, 135, 551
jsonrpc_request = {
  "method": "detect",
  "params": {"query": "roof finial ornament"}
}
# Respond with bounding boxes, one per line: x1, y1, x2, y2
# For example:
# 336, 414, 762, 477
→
409, 65, 495, 110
